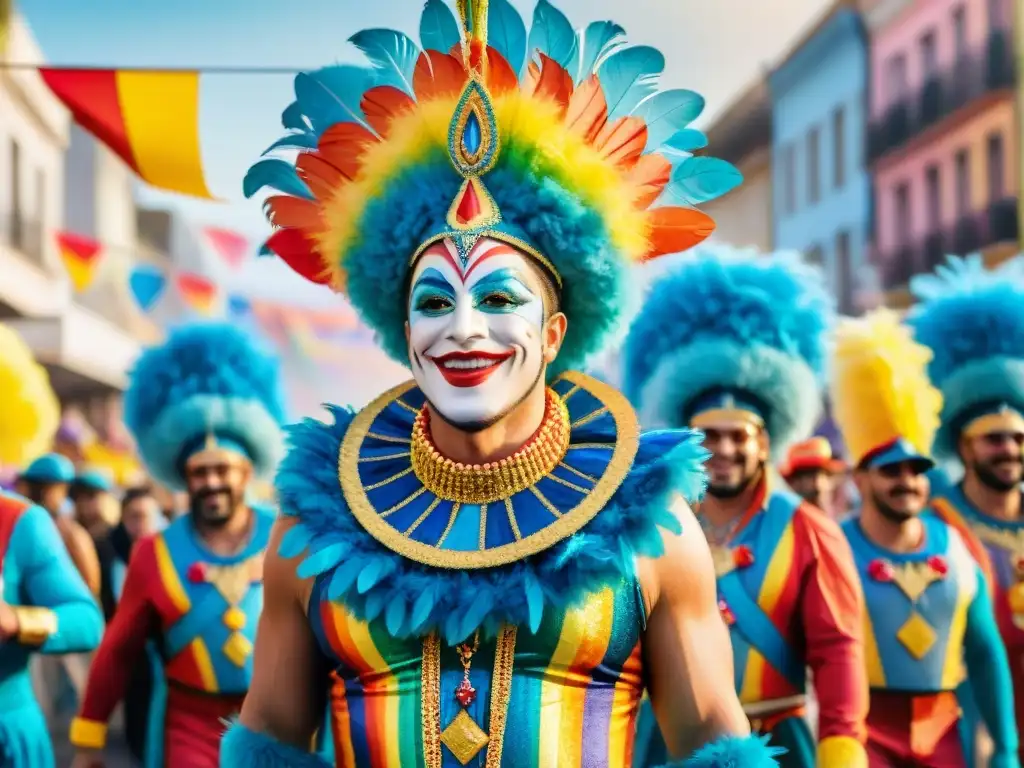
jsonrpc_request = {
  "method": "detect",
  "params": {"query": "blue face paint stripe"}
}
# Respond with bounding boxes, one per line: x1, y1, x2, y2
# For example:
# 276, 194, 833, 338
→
410, 268, 458, 316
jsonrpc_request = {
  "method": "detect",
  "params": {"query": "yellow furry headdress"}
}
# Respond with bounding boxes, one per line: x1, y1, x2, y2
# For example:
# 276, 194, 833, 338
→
830, 309, 942, 468
0, 324, 60, 466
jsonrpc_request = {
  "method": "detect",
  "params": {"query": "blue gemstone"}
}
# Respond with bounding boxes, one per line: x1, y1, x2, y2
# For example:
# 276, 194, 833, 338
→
462, 110, 482, 157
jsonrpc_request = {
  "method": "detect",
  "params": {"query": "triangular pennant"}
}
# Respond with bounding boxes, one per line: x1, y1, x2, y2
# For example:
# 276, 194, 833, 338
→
128, 264, 167, 312
56, 232, 103, 292
176, 272, 218, 315
228, 294, 251, 316
204, 227, 250, 269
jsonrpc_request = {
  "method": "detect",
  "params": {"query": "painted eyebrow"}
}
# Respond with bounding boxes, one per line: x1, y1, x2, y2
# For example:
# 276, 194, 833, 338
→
411, 268, 456, 296
470, 268, 535, 295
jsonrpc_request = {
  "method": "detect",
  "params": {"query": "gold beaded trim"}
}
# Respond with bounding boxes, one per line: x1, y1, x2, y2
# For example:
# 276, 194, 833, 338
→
421, 626, 518, 768
410, 389, 571, 505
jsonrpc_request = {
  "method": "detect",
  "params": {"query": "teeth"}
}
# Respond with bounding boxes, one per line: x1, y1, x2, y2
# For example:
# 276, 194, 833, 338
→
442, 358, 498, 370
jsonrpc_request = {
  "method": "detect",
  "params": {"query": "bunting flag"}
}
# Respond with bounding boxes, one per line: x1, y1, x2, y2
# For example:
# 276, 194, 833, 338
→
176, 272, 218, 315
128, 264, 167, 312
204, 227, 249, 269
56, 232, 103, 292
39, 68, 214, 199
227, 294, 251, 316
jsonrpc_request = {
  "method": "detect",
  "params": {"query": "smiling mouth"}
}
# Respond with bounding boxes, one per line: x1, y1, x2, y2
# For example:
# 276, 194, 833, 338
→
431, 351, 512, 387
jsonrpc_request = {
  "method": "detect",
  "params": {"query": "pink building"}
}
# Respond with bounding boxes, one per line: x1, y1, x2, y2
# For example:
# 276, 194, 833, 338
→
862, 0, 1017, 305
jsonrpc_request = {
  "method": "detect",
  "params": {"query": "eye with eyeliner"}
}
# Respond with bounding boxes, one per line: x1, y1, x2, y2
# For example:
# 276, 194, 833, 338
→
411, 291, 454, 316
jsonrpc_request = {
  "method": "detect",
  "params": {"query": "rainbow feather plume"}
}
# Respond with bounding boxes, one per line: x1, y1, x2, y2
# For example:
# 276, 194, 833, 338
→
0, 324, 60, 467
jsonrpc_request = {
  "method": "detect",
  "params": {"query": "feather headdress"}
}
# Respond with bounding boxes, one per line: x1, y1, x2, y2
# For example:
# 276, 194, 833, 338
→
123, 322, 288, 490
831, 309, 941, 468
247, 0, 740, 373
622, 246, 833, 455
0, 324, 60, 467
908, 254, 1024, 459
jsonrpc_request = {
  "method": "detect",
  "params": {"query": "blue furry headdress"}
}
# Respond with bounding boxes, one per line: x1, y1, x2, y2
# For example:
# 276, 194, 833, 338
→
123, 322, 288, 490
622, 246, 834, 455
908, 253, 1024, 459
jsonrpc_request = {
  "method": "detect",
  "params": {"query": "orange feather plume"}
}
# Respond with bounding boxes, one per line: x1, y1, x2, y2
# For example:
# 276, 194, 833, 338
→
627, 154, 672, 208
265, 196, 324, 233
317, 123, 378, 179
564, 76, 608, 143
296, 154, 345, 200
644, 207, 716, 260
360, 86, 416, 137
485, 48, 518, 95
413, 51, 467, 100
593, 116, 647, 171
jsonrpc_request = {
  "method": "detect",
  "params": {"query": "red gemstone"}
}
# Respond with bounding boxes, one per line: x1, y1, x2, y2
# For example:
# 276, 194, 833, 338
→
455, 679, 476, 707
868, 559, 894, 583
732, 545, 755, 569
718, 599, 736, 626
927, 555, 949, 576
455, 181, 482, 225
187, 563, 207, 583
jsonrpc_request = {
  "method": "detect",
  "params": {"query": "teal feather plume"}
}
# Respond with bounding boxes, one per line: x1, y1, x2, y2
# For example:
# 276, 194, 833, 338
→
278, 524, 313, 558
575, 20, 626, 83
662, 128, 708, 154
348, 28, 421, 97
385, 597, 407, 636
597, 45, 665, 120
419, 0, 461, 53
260, 132, 318, 156
293, 66, 373, 135
487, 0, 528, 77
328, 559, 362, 600
243, 159, 313, 200
281, 102, 307, 131
634, 89, 705, 150
664, 156, 743, 204
526, 0, 578, 73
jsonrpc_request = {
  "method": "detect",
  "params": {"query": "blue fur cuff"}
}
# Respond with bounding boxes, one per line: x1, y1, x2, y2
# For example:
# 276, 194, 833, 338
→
220, 722, 330, 768
659, 734, 785, 767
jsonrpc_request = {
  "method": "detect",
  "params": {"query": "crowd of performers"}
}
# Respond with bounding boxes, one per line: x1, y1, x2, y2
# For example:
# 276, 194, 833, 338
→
4, 1, 1024, 766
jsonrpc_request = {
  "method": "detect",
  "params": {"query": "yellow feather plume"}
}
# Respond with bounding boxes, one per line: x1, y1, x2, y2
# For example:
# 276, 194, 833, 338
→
830, 309, 942, 466
0, 323, 60, 467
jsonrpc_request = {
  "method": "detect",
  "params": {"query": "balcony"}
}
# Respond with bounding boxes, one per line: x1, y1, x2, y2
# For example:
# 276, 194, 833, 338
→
868, 28, 1015, 163
878, 197, 1019, 290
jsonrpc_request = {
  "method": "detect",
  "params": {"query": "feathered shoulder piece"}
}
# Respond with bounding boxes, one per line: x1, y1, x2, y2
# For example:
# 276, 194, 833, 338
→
909, 254, 1024, 457
621, 246, 834, 453
123, 322, 287, 490
246, 0, 741, 373
830, 309, 941, 467
0, 324, 60, 466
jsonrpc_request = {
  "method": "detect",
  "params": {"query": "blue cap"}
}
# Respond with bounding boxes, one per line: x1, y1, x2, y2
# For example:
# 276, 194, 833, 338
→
859, 437, 934, 473
685, 388, 768, 429
21, 453, 75, 484
74, 469, 113, 493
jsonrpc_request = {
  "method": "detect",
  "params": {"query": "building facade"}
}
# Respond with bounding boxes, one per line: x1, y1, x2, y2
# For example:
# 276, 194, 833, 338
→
864, 0, 1018, 306
770, 3, 872, 315
702, 78, 773, 253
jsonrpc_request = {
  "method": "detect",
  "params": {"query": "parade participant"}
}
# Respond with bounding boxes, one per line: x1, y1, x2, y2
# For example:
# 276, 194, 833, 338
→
624, 250, 869, 767
778, 437, 846, 515
831, 308, 1018, 767
71, 469, 117, 541
69, 322, 286, 768
222, 0, 779, 765
0, 323, 103, 767
17, 453, 101, 595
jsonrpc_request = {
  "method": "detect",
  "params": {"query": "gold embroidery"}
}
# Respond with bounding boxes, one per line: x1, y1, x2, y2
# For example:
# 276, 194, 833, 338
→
406, 497, 443, 536
503, 498, 521, 540
365, 431, 411, 444
556, 461, 597, 484
364, 467, 414, 491
202, 554, 261, 667
438, 503, 462, 548
421, 633, 443, 768
528, 485, 563, 518
571, 407, 609, 429
890, 561, 945, 602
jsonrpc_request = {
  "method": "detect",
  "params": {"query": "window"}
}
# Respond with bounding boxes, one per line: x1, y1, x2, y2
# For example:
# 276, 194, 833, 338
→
953, 6, 967, 60
886, 53, 908, 105
833, 107, 845, 189
836, 230, 854, 314
955, 148, 971, 217
925, 165, 941, 230
807, 126, 821, 204
920, 30, 938, 77
895, 182, 911, 247
782, 143, 796, 215
988, 132, 1005, 202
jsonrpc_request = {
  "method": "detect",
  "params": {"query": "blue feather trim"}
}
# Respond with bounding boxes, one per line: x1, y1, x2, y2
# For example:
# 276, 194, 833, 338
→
575, 20, 626, 84
657, 734, 784, 767
277, 405, 708, 644
243, 158, 313, 200
348, 28, 420, 96
220, 722, 330, 768
419, 0, 461, 54
488, 0, 528, 77
526, 0, 578, 73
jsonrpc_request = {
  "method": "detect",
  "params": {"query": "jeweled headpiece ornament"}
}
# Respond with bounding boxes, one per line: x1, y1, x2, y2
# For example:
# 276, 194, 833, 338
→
246, 0, 741, 373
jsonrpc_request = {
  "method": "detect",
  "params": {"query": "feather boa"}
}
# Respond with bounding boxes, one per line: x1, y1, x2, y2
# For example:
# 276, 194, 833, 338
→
661, 734, 785, 767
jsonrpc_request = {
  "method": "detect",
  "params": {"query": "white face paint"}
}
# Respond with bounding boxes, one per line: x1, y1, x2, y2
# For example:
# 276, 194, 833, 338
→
407, 237, 548, 430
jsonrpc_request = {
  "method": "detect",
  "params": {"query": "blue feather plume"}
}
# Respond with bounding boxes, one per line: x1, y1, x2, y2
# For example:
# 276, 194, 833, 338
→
663, 734, 785, 767
661, 128, 707, 154
663, 156, 743, 205
487, 0, 528, 76
242, 158, 313, 200
348, 28, 421, 96
526, 0, 578, 72
293, 66, 373, 135
419, 0, 461, 53
281, 102, 308, 131
575, 20, 626, 83
260, 132, 318, 157
633, 89, 705, 150
597, 45, 665, 120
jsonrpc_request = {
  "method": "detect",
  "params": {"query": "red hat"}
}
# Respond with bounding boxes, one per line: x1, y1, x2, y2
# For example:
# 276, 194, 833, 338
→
778, 437, 846, 478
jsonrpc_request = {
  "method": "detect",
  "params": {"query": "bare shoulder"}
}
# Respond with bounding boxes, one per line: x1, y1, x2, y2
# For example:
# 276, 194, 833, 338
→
263, 516, 315, 610
638, 494, 717, 613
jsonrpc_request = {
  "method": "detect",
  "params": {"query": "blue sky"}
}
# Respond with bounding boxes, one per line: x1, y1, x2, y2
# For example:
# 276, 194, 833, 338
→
17, 0, 829, 303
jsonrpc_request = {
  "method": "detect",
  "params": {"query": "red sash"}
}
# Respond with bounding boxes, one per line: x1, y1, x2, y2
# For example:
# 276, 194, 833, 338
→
0, 494, 29, 579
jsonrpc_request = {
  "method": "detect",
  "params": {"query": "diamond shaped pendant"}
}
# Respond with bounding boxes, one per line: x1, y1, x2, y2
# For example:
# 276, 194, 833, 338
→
897, 612, 937, 659
440, 709, 490, 765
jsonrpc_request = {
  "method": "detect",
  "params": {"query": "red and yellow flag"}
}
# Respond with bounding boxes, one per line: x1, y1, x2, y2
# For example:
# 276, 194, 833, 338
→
176, 272, 218, 315
56, 232, 103, 292
39, 68, 214, 199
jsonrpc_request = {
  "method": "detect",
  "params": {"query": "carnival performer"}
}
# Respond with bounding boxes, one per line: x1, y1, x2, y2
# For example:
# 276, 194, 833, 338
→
221, 0, 780, 766
778, 437, 847, 517
909, 254, 1024, 762
0, 323, 103, 768
830, 308, 1018, 767
624, 249, 869, 768
69, 322, 287, 768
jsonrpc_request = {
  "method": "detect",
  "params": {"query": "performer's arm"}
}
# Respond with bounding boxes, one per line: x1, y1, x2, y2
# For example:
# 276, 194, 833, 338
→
62, 517, 102, 595
69, 535, 161, 752
642, 496, 781, 767
1, 505, 103, 653
797, 508, 870, 767
222, 518, 331, 768
963, 565, 1020, 767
